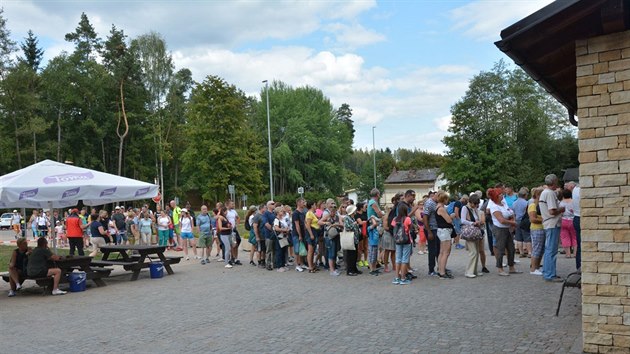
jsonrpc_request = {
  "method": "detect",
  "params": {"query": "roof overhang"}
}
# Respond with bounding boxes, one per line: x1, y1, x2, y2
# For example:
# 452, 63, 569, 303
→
495, 0, 630, 126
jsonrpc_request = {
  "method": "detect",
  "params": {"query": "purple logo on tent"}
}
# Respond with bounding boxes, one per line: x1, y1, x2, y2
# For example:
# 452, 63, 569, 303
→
100, 187, 116, 197
43, 172, 94, 184
134, 187, 150, 197
19, 188, 38, 200
62, 187, 80, 199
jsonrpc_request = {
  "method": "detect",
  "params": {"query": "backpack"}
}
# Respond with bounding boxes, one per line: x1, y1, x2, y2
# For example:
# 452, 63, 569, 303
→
244, 216, 251, 231
393, 218, 410, 245
447, 201, 456, 215
520, 207, 530, 231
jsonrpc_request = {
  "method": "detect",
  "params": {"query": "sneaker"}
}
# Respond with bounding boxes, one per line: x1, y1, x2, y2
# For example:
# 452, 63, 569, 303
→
465, 274, 476, 278
52, 289, 67, 295
205, 258, 210, 263
200, 259, 207, 265
428, 271, 439, 277
8, 290, 16, 297
513, 259, 521, 264
296, 266, 304, 272
15, 284, 22, 291
288, 256, 295, 262
185, 257, 190, 261
234, 260, 243, 266
399, 279, 411, 285
438, 273, 450, 280
417, 250, 425, 255
217, 258, 224, 262
369, 270, 379, 276
249, 261, 256, 266
330, 270, 340, 277
530, 269, 543, 276
482, 267, 490, 273
224, 264, 233, 269
392, 277, 401, 285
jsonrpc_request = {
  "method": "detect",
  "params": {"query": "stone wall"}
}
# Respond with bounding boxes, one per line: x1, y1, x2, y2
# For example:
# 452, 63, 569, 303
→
576, 31, 630, 353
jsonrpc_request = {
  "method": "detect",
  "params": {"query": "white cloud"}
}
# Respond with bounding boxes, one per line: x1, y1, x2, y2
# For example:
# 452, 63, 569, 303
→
450, 0, 554, 41
324, 22, 386, 50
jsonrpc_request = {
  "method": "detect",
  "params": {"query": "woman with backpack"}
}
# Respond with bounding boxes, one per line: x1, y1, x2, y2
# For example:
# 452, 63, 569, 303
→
391, 203, 413, 285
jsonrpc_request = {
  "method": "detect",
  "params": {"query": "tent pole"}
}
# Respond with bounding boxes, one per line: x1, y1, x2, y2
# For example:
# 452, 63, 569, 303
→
49, 201, 57, 255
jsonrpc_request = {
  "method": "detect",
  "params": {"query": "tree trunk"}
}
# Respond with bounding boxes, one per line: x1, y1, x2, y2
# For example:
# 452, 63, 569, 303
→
116, 80, 130, 176
12, 113, 21, 168
57, 109, 62, 162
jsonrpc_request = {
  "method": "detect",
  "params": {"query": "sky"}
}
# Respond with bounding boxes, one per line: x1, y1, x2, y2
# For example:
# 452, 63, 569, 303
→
3, 0, 554, 153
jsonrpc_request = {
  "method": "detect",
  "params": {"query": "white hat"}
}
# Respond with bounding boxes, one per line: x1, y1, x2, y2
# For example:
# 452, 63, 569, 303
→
13, 210, 17, 213
181, 208, 188, 213
115, 206, 121, 210
346, 205, 357, 215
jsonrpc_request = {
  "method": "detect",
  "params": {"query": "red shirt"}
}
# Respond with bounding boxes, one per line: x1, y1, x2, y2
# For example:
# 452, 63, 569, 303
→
65, 216, 83, 238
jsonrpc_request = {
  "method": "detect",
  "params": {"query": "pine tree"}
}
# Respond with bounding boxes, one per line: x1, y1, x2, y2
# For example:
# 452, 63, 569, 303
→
19, 30, 44, 71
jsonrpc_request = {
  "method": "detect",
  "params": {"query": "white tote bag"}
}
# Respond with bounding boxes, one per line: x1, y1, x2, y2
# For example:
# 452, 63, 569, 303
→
340, 229, 356, 251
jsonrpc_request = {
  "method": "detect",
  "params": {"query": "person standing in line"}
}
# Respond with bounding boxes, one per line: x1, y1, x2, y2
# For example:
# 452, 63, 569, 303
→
423, 191, 441, 277
179, 208, 198, 261
252, 204, 266, 268
65, 208, 87, 256
435, 191, 454, 279
170, 200, 182, 251
488, 188, 521, 276
539, 175, 565, 282
528, 188, 545, 276
292, 198, 307, 272
512, 187, 531, 258
138, 212, 153, 246
197, 205, 214, 265
343, 204, 361, 276
226, 200, 242, 266
216, 206, 234, 268
559, 189, 577, 258
157, 210, 171, 247
305, 201, 320, 273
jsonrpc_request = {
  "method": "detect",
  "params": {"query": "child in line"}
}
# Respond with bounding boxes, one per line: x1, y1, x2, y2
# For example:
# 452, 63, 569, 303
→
367, 216, 381, 276
55, 221, 67, 248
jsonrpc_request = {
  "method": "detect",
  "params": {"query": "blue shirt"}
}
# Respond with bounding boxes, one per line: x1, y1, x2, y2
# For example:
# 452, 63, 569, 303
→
367, 199, 378, 219
196, 214, 212, 235
504, 194, 518, 209
367, 225, 379, 247
512, 197, 528, 222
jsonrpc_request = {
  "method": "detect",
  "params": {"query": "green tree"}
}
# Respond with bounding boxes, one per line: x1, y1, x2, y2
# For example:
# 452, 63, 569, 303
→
64, 12, 101, 63
442, 61, 577, 193
181, 75, 264, 202
19, 30, 44, 71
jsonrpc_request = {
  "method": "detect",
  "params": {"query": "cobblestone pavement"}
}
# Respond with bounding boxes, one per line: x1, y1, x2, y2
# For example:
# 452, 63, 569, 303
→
0, 242, 582, 353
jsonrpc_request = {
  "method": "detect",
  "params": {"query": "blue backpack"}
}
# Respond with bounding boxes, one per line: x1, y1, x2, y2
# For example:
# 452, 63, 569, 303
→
447, 201, 456, 215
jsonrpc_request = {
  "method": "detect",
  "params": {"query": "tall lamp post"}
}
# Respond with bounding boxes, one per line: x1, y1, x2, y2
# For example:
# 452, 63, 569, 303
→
263, 80, 274, 200
372, 126, 377, 189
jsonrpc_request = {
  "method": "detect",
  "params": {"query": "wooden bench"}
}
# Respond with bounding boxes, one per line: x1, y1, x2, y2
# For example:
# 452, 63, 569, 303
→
556, 271, 582, 316
2, 272, 54, 294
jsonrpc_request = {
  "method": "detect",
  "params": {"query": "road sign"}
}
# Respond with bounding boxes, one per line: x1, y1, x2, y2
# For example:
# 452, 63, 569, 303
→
228, 185, 235, 194
152, 192, 162, 203
297, 187, 304, 194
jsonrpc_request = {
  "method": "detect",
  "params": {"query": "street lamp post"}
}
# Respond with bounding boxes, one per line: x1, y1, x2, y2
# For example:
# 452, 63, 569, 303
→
263, 80, 274, 200
372, 126, 377, 189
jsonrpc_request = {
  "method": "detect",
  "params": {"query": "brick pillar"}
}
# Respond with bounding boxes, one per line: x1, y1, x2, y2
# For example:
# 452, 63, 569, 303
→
576, 31, 630, 353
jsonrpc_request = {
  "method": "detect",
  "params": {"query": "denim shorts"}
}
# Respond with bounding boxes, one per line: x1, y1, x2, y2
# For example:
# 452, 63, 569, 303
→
395, 244, 412, 264
293, 235, 301, 253
180, 232, 194, 239
437, 228, 452, 242
306, 229, 319, 246
325, 237, 336, 260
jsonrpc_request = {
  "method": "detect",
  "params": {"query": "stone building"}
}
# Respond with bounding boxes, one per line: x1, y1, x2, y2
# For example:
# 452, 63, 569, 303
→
382, 168, 446, 206
496, 0, 630, 352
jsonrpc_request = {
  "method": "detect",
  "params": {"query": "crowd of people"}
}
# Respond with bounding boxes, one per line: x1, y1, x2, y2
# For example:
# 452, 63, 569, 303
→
6, 173, 581, 296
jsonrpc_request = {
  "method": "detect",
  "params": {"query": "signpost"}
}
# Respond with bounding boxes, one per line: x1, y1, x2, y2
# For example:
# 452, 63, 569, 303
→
298, 186, 304, 198
228, 184, 235, 202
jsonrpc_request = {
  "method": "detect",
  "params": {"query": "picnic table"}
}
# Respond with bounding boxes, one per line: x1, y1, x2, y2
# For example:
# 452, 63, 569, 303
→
2, 255, 110, 292
91, 245, 181, 281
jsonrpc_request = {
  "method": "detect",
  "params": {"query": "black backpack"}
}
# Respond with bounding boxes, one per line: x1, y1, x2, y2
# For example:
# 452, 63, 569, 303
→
393, 218, 409, 245
520, 210, 530, 231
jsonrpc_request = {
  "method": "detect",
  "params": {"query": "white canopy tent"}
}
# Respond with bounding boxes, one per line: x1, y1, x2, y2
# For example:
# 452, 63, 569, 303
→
0, 159, 158, 209
0, 159, 159, 251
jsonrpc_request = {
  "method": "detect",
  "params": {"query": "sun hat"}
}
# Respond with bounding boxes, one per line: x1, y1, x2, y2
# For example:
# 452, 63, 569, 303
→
346, 205, 357, 215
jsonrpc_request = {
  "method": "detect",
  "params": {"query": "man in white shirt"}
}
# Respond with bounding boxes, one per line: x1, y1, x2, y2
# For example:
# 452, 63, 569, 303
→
567, 182, 581, 270
539, 174, 565, 282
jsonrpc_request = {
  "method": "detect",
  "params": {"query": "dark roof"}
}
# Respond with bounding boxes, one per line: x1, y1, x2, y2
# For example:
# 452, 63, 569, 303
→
563, 167, 579, 183
495, 0, 630, 126
384, 168, 439, 184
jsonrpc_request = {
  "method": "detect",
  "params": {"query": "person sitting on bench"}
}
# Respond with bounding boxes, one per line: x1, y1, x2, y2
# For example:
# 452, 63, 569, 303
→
8, 238, 31, 297
26, 238, 67, 295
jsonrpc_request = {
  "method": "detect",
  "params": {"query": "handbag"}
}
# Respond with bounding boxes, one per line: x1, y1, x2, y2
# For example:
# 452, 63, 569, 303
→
278, 237, 289, 248
327, 226, 339, 239
340, 229, 356, 250
460, 224, 483, 241
299, 241, 307, 256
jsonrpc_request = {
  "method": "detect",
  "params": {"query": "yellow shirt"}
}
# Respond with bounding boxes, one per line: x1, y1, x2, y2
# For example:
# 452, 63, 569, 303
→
528, 203, 543, 230
306, 211, 320, 230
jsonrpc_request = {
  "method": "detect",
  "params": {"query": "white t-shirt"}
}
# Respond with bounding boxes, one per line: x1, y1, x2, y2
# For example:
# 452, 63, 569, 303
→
489, 200, 514, 228
180, 217, 192, 233
11, 214, 21, 225
539, 188, 561, 229
157, 216, 170, 231
572, 186, 581, 217
226, 209, 238, 229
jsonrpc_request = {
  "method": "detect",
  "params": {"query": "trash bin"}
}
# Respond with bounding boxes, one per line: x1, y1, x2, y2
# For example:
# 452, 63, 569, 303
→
149, 262, 164, 279
67, 271, 86, 292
